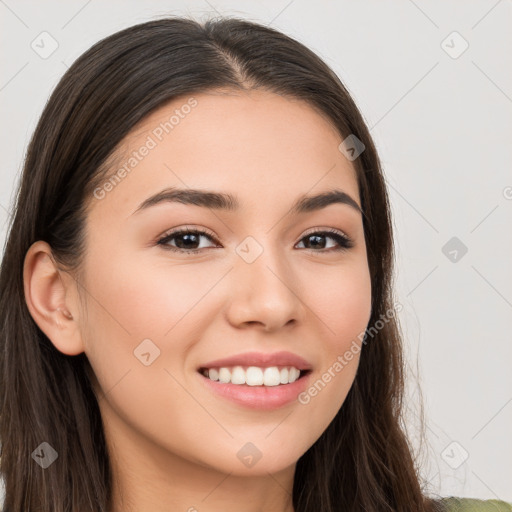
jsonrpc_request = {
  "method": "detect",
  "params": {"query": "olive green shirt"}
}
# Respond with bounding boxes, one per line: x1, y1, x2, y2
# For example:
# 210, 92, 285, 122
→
441, 497, 512, 511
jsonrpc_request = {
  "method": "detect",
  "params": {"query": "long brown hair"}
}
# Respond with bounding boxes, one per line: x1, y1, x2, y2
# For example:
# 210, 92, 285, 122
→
0, 15, 445, 511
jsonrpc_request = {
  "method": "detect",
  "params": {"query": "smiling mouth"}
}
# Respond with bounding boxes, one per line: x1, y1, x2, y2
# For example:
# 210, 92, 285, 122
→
198, 366, 312, 387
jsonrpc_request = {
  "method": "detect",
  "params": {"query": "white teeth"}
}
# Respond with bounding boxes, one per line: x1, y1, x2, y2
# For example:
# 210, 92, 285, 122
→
289, 367, 300, 382
202, 365, 303, 386
231, 366, 246, 385
246, 366, 263, 386
218, 367, 231, 383
263, 367, 280, 386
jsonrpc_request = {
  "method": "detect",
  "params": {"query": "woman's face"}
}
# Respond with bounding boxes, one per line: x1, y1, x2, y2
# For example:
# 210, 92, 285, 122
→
71, 89, 371, 477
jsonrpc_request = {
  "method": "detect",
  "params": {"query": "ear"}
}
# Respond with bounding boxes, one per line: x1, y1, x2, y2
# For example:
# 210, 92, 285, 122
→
23, 240, 85, 356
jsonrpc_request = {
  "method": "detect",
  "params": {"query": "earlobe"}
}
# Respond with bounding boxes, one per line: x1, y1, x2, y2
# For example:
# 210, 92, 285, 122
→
23, 240, 84, 356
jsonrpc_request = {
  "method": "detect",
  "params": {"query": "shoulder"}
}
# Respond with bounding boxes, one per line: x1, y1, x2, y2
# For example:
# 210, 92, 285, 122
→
440, 497, 512, 511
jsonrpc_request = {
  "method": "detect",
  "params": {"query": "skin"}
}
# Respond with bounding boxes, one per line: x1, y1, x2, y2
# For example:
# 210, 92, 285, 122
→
23, 89, 372, 512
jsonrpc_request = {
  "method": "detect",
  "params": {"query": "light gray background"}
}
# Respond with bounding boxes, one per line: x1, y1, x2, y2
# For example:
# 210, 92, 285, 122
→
1, 0, 511, 503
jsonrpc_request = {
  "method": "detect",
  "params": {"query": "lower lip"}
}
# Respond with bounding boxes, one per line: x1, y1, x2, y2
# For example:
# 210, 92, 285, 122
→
197, 371, 312, 410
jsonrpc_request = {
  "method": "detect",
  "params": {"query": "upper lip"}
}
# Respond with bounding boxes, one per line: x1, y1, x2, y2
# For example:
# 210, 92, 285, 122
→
199, 351, 313, 371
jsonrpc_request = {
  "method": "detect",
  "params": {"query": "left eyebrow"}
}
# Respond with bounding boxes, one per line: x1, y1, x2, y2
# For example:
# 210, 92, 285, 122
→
131, 187, 363, 216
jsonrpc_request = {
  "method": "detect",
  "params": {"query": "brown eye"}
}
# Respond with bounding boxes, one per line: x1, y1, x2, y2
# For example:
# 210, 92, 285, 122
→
296, 230, 353, 252
157, 228, 219, 254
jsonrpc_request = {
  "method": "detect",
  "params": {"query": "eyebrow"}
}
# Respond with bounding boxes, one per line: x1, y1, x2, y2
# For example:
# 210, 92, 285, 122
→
131, 187, 362, 216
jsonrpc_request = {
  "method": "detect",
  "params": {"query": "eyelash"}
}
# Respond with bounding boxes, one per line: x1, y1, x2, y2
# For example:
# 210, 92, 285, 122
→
156, 226, 354, 255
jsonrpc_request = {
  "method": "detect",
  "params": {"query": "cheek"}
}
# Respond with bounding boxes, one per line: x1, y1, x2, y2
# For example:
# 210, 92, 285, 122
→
305, 260, 372, 345
83, 248, 220, 340
79, 249, 227, 395
298, 261, 371, 409
78, 252, 219, 444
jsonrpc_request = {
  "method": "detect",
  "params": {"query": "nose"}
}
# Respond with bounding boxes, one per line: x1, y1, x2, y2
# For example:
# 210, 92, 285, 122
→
224, 246, 306, 332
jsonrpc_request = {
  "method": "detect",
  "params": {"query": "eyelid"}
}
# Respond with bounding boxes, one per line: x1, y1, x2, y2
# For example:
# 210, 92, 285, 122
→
158, 225, 219, 243
300, 226, 351, 240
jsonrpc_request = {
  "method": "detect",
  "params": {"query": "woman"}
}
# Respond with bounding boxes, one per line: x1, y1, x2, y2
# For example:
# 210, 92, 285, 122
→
0, 16, 510, 512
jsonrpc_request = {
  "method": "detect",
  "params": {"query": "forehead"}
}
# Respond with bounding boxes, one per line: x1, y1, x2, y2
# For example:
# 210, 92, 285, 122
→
87, 89, 360, 219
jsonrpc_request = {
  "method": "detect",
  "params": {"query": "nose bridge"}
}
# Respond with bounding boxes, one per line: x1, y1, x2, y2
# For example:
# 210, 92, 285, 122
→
226, 235, 304, 329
